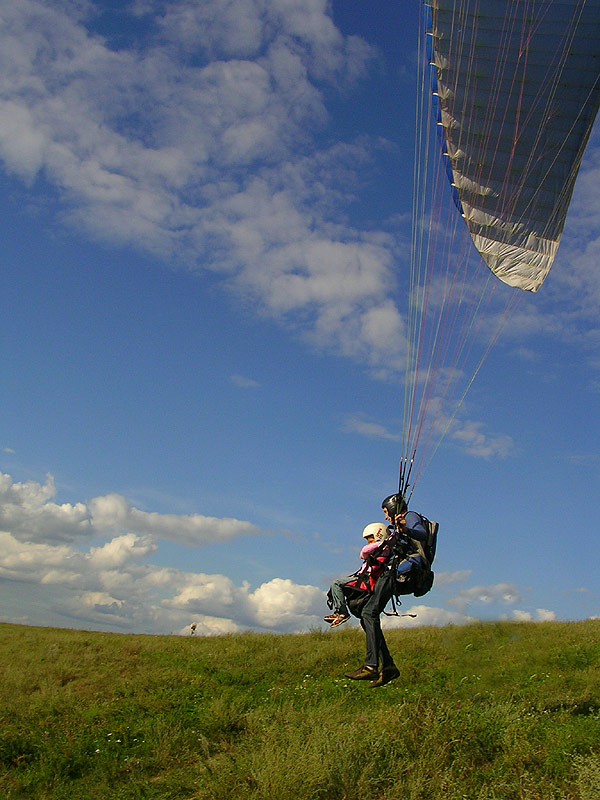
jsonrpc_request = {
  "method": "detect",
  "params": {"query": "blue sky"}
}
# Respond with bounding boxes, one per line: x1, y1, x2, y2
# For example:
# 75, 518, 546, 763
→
1, 0, 599, 636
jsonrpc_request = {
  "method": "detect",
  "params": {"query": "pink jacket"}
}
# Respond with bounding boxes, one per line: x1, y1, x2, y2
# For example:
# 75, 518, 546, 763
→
356, 539, 391, 579
359, 540, 383, 561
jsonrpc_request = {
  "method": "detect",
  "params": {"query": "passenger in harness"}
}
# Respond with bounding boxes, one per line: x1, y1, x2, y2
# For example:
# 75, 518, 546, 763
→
324, 521, 390, 628
344, 493, 427, 688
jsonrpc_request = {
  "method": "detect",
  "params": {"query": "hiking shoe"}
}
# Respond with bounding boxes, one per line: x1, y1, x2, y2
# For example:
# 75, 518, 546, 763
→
323, 614, 337, 623
329, 613, 350, 628
344, 664, 378, 680
369, 664, 401, 688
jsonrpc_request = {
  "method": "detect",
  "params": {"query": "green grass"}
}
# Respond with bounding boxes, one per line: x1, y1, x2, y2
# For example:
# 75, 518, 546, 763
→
1, 620, 600, 799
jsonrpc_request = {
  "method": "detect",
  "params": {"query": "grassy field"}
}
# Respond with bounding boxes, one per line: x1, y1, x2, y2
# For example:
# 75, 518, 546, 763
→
1, 619, 599, 799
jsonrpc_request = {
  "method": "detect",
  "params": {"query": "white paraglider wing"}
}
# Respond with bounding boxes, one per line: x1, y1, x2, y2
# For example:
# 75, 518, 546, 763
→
428, 0, 600, 291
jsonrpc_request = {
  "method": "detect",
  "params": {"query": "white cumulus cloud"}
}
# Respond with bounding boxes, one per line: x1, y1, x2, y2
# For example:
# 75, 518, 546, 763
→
511, 608, 557, 623
0, 473, 91, 543
0, 0, 404, 372
448, 582, 523, 612
382, 604, 477, 628
0, 470, 322, 634
0, 473, 264, 547
89, 493, 264, 545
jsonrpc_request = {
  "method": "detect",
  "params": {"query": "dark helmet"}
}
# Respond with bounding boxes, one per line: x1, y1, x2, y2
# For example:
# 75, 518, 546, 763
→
381, 493, 407, 517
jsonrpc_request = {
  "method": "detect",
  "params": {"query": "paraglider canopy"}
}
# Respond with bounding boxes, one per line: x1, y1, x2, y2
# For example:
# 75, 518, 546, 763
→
398, 1, 600, 492
427, 0, 600, 291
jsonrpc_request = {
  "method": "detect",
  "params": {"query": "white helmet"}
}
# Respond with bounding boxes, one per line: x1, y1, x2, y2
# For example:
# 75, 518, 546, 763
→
362, 522, 388, 541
